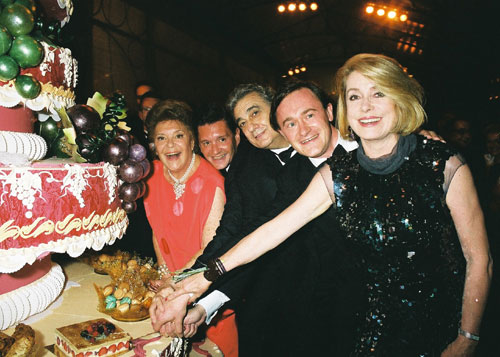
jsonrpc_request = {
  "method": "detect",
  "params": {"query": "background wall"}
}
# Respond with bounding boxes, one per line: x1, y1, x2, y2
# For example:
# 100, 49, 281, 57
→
69, 0, 273, 112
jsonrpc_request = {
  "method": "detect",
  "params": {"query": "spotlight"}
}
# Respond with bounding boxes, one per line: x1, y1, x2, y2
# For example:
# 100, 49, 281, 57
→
298, 3, 307, 11
278, 4, 286, 12
288, 3, 296, 11
366, 6, 374, 14
388, 10, 396, 19
310, 2, 318, 11
399, 14, 407, 21
377, 8, 385, 16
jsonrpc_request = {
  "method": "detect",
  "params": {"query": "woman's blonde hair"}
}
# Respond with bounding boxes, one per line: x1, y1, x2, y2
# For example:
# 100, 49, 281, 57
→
334, 53, 426, 139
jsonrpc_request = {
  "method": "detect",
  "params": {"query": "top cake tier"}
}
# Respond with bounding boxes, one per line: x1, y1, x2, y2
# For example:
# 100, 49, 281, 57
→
0, 41, 77, 115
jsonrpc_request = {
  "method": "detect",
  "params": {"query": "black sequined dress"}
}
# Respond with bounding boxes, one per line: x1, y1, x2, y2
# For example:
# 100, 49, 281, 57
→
323, 135, 466, 356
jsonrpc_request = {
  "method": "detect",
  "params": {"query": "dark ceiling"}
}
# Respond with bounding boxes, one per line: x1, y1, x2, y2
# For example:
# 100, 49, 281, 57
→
125, 0, 499, 119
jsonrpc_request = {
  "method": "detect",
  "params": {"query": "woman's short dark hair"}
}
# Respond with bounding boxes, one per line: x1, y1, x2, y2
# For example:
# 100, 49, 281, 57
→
270, 79, 332, 131
145, 99, 194, 140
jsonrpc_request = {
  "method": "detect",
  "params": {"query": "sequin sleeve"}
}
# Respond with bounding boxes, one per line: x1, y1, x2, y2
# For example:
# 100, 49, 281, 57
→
443, 153, 466, 195
319, 161, 335, 203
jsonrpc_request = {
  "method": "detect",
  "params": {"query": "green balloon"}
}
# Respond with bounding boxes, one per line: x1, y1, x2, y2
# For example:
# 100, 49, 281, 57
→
0, 54, 18, 80
36, 116, 61, 145
14, 74, 40, 99
9, 34, 43, 68
0, 3, 34, 36
50, 131, 71, 158
0, 25, 11, 55
14, 0, 35, 14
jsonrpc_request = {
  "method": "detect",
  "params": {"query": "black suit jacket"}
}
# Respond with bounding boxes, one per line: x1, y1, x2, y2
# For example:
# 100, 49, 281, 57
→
196, 140, 283, 264
208, 146, 364, 356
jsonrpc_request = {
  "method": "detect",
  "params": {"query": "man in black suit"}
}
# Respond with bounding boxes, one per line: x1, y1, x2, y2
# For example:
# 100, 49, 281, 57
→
196, 103, 240, 175
151, 81, 364, 355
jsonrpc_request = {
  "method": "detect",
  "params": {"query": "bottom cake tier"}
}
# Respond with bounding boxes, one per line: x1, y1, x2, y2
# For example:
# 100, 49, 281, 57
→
0, 256, 65, 330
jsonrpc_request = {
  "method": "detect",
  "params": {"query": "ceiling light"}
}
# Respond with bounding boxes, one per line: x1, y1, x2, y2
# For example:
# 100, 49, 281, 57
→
388, 10, 396, 19
377, 8, 385, 16
366, 6, 374, 14
310, 3, 318, 11
278, 4, 286, 12
288, 70, 294, 76
300, 66, 307, 72
298, 3, 307, 11
400, 14, 407, 21
294, 68, 300, 74
288, 3, 297, 11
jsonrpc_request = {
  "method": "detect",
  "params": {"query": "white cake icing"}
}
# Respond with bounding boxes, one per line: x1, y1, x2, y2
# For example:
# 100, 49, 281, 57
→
0, 216, 128, 274
0, 262, 64, 330
0, 131, 48, 161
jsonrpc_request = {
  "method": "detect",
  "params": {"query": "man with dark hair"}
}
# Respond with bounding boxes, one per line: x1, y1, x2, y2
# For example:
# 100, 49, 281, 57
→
138, 91, 161, 124
197, 104, 241, 173
134, 80, 155, 106
128, 91, 161, 159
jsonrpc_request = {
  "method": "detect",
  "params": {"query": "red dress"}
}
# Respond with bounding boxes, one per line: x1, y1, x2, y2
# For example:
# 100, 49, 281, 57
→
144, 157, 238, 356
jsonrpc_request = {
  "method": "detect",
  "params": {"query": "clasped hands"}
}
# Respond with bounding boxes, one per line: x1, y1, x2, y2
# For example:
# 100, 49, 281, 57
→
148, 272, 212, 338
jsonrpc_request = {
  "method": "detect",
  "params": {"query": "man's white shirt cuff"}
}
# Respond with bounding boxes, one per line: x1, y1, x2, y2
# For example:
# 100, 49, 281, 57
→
196, 290, 230, 324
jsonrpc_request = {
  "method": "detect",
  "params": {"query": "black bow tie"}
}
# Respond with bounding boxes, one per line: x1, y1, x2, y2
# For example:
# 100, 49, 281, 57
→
277, 146, 294, 164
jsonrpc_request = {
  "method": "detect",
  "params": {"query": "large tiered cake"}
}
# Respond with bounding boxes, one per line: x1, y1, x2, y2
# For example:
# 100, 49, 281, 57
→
0, 0, 128, 331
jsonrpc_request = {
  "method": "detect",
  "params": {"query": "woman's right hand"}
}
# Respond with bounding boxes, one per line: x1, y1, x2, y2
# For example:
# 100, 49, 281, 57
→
441, 336, 477, 357
148, 272, 173, 292
148, 279, 163, 292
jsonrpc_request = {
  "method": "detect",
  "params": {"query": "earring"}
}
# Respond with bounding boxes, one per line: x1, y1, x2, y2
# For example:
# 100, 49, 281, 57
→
348, 127, 356, 140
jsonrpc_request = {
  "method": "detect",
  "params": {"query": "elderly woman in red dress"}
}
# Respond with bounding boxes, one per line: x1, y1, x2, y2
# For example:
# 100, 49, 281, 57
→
143, 99, 237, 356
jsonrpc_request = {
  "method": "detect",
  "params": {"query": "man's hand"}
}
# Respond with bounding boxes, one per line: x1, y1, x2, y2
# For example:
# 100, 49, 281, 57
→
169, 273, 212, 303
149, 293, 191, 335
418, 129, 445, 143
183, 305, 207, 338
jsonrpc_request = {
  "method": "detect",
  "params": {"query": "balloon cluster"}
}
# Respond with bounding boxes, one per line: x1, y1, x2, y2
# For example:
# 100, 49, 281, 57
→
0, 0, 44, 99
64, 93, 150, 214
104, 131, 151, 214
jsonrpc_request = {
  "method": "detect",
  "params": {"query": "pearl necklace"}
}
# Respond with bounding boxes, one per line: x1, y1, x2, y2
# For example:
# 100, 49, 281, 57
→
167, 153, 196, 200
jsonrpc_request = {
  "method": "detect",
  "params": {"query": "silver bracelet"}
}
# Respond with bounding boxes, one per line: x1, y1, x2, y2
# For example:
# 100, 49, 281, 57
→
158, 264, 170, 279
458, 328, 480, 341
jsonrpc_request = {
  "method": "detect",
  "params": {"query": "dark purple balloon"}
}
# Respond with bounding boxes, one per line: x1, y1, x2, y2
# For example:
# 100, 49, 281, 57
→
119, 159, 144, 183
67, 104, 100, 134
118, 182, 140, 202
122, 200, 137, 213
137, 180, 146, 198
128, 144, 147, 162
103, 138, 129, 165
115, 129, 133, 146
139, 159, 151, 178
